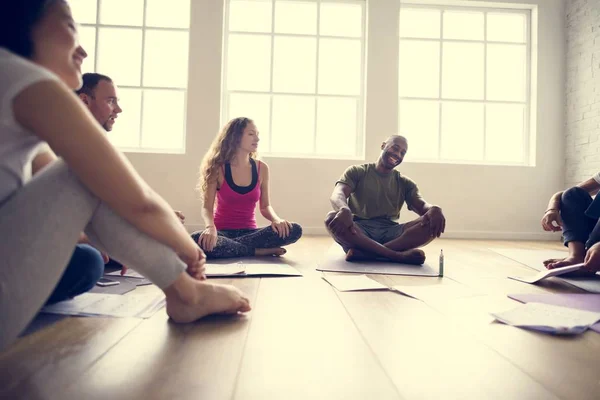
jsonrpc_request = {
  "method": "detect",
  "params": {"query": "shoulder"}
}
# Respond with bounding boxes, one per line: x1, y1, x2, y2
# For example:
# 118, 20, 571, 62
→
397, 172, 417, 188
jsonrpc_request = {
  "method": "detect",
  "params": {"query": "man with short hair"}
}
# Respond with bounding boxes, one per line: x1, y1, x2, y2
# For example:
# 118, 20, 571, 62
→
325, 135, 446, 264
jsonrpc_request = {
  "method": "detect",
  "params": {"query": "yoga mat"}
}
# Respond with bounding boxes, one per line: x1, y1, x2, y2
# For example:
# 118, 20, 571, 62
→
509, 293, 600, 333
490, 247, 600, 293
316, 245, 439, 277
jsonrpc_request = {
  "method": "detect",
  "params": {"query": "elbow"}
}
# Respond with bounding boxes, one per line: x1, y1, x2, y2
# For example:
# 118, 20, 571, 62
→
130, 188, 160, 216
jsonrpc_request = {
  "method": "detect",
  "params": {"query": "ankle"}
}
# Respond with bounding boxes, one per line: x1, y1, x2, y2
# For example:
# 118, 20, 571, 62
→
164, 272, 201, 305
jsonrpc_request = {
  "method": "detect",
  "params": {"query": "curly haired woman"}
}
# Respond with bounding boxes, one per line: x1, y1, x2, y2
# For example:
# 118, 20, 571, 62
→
194, 117, 302, 259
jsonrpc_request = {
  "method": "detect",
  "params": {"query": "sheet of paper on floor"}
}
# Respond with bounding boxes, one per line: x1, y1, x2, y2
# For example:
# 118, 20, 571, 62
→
491, 302, 600, 335
392, 283, 481, 303
40, 292, 165, 318
322, 274, 389, 292
508, 263, 584, 284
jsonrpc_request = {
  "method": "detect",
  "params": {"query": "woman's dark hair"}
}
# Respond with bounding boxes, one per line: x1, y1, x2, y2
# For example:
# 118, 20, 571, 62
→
0, 0, 60, 58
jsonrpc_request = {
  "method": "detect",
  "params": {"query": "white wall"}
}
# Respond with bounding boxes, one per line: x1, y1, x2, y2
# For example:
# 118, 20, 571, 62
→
124, 0, 565, 240
565, 0, 600, 187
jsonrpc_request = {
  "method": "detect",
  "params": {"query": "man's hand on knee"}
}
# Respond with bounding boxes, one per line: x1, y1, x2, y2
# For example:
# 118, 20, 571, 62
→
421, 206, 445, 238
327, 208, 357, 235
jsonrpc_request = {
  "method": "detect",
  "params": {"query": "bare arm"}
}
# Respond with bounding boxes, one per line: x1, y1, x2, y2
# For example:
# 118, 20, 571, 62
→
258, 162, 284, 222
408, 197, 438, 217
13, 80, 197, 260
546, 178, 600, 211
201, 175, 218, 229
330, 183, 353, 212
31, 149, 57, 175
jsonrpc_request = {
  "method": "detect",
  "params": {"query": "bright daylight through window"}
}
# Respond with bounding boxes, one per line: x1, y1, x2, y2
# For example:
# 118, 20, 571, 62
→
398, 5, 532, 165
222, 0, 367, 159
70, 0, 191, 153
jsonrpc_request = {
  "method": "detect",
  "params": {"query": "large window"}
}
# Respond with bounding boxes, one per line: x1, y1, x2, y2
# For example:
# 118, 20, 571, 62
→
398, 4, 532, 165
221, 0, 367, 159
70, 0, 191, 153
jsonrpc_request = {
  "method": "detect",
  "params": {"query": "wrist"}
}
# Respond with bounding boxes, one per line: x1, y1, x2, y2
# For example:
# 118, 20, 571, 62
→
545, 208, 559, 214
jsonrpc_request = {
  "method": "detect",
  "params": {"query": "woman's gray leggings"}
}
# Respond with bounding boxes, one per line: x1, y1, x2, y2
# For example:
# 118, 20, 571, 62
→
0, 160, 186, 351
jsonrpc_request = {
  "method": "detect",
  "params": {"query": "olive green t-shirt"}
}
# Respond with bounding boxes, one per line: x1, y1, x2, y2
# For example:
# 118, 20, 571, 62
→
336, 163, 422, 221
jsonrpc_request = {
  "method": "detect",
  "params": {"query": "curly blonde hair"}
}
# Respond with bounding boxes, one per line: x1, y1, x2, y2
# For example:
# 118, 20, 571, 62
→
198, 117, 257, 195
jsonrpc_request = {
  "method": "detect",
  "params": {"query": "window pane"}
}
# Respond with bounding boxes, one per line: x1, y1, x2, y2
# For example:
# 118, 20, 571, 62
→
274, 1, 317, 35
273, 37, 316, 94
487, 44, 526, 102
97, 28, 142, 86
271, 96, 315, 153
399, 100, 439, 160
99, 0, 143, 26
146, 0, 190, 28
486, 104, 524, 163
141, 90, 185, 150
399, 40, 440, 98
399, 8, 440, 39
487, 13, 526, 43
320, 3, 362, 38
108, 88, 141, 148
316, 97, 357, 156
69, 0, 97, 24
441, 102, 484, 161
229, 0, 272, 33
228, 93, 271, 151
442, 42, 484, 100
144, 30, 189, 88
78, 26, 96, 74
226, 34, 271, 91
318, 39, 361, 96
443, 10, 484, 40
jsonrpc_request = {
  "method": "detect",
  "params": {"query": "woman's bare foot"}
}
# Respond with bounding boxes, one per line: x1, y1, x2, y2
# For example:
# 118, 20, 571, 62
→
255, 247, 286, 257
165, 274, 251, 323
543, 255, 584, 269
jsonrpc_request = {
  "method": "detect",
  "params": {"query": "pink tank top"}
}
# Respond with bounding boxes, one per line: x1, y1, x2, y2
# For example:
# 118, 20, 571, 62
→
213, 159, 261, 230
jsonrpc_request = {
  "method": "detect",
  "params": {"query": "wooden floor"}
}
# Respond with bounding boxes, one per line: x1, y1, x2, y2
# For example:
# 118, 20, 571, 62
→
1, 237, 599, 400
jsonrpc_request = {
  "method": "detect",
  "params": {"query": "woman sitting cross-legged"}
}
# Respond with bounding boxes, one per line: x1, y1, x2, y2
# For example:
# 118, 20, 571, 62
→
194, 117, 302, 259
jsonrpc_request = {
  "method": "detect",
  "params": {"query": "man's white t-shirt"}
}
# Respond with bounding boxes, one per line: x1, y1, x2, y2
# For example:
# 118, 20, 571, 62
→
0, 48, 58, 205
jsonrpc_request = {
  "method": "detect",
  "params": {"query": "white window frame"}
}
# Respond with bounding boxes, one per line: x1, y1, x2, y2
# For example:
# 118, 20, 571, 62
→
221, 0, 368, 160
80, 0, 190, 154
399, 0, 536, 166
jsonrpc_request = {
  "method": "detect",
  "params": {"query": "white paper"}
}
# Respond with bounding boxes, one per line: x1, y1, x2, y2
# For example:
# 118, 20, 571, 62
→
392, 283, 480, 302
41, 292, 165, 318
105, 269, 146, 279
491, 302, 600, 335
508, 263, 584, 284
244, 263, 301, 276
322, 274, 389, 292
205, 263, 246, 276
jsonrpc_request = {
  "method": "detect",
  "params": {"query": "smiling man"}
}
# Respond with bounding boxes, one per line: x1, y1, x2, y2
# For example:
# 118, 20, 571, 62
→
325, 135, 446, 264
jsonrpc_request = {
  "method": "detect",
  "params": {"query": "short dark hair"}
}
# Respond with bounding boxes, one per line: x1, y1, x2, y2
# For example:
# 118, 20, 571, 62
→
75, 73, 113, 96
0, 0, 62, 58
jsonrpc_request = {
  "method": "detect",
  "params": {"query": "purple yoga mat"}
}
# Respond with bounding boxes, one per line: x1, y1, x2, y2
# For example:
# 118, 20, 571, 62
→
508, 293, 600, 333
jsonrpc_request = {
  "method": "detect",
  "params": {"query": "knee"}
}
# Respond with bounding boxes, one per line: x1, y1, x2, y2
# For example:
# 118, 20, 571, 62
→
289, 223, 303, 242
73, 245, 105, 289
562, 186, 591, 206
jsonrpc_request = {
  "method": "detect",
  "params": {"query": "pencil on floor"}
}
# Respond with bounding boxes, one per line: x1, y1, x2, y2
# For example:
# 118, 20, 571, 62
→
439, 249, 444, 277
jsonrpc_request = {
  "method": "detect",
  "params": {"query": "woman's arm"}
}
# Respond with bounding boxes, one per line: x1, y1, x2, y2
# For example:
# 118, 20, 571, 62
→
258, 161, 282, 222
13, 80, 197, 261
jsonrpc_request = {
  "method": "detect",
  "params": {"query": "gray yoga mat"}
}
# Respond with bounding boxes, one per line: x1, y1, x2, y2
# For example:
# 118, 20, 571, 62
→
490, 247, 600, 293
316, 245, 440, 277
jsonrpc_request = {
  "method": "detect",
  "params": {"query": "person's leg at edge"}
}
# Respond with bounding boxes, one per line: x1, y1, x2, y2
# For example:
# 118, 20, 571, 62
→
45, 244, 105, 305
545, 187, 596, 269
0, 161, 249, 352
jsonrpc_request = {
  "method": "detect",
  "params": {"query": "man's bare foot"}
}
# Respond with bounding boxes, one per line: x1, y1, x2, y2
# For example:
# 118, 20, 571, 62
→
543, 256, 584, 269
390, 249, 426, 265
255, 247, 286, 257
165, 277, 251, 323
345, 248, 371, 261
